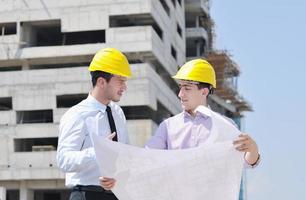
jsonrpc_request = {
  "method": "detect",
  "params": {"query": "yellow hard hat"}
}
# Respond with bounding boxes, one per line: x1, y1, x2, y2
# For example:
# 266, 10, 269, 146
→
172, 59, 216, 88
88, 48, 131, 77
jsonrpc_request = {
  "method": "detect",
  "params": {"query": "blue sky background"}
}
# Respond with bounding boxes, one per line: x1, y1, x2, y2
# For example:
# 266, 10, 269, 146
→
211, 0, 306, 199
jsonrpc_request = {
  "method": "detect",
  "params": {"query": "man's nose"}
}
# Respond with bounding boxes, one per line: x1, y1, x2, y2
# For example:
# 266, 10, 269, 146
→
178, 88, 184, 98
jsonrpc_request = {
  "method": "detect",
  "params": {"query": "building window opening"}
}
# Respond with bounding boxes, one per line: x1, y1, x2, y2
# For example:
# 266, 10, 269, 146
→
171, 0, 176, 7
177, 23, 182, 37
63, 30, 105, 45
36, 25, 62, 46
0, 66, 22, 71
56, 94, 87, 108
185, 15, 197, 28
34, 189, 70, 200
6, 190, 19, 200
21, 20, 105, 47
0, 97, 12, 110
171, 45, 177, 60
16, 110, 53, 124
0, 22, 17, 35
177, 0, 182, 6
159, 0, 170, 16
14, 137, 58, 152
186, 38, 206, 57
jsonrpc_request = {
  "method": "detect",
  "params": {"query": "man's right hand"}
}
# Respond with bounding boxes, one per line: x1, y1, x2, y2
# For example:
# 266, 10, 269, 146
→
106, 132, 116, 140
99, 177, 116, 190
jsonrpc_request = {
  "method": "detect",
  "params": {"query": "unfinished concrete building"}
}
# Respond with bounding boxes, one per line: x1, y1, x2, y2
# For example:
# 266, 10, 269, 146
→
0, 0, 251, 200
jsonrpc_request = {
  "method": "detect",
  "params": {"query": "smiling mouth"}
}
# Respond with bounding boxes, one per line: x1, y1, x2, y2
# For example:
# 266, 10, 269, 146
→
181, 100, 188, 104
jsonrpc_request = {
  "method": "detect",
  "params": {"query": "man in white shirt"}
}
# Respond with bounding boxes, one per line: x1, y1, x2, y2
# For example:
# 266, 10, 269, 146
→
57, 48, 131, 200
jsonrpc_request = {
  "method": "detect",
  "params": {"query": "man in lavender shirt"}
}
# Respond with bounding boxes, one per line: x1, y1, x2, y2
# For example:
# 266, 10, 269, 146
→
145, 59, 260, 165
101, 59, 260, 190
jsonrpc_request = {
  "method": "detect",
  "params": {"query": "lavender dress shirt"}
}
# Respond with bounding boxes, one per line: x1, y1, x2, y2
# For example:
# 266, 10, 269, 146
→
146, 106, 260, 168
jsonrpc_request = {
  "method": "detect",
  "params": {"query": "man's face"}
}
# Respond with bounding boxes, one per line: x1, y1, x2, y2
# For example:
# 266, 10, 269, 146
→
105, 75, 127, 102
178, 80, 206, 112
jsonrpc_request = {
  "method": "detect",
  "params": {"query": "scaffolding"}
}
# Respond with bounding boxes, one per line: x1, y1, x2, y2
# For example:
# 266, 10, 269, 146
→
207, 51, 252, 112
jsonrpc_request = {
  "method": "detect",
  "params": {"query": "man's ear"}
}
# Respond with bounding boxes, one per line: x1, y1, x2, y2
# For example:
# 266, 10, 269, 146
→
96, 77, 106, 88
202, 88, 209, 97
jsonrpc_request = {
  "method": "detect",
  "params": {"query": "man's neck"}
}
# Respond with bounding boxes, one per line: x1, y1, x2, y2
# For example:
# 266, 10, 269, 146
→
187, 103, 208, 117
91, 89, 110, 106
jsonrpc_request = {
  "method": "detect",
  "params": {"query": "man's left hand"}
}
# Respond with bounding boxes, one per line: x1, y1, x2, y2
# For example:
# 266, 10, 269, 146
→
233, 133, 259, 165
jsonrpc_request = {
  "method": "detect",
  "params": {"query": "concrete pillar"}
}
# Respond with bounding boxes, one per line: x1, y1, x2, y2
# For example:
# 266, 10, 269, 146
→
196, 40, 201, 57
22, 61, 30, 70
195, 15, 199, 27
20, 23, 35, 48
0, 187, 6, 200
20, 181, 34, 200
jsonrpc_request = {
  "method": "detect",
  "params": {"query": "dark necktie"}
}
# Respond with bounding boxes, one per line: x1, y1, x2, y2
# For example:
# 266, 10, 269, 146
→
106, 106, 118, 142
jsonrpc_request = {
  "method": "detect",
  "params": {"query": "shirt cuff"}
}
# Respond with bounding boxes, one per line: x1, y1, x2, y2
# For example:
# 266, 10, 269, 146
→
244, 153, 261, 169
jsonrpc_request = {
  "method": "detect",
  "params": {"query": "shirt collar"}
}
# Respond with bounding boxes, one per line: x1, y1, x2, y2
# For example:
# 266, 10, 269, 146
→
86, 93, 107, 112
183, 105, 212, 119
195, 105, 212, 118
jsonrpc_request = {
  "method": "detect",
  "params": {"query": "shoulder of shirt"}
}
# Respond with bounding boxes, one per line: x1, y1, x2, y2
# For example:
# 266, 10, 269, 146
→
200, 106, 238, 128
162, 112, 184, 124
220, 114, 238, 128
60, 99, 95, 123
109, 101, 125, 119
109, 101, 124, 113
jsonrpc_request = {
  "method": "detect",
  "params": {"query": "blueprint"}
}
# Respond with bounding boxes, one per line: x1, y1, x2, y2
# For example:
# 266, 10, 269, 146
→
87, 107, 244, 200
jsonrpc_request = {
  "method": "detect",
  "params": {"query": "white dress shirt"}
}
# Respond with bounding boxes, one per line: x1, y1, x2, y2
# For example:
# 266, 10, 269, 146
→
56, 94, 129, 187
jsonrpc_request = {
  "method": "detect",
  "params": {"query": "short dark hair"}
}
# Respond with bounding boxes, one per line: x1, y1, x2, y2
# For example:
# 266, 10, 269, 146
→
197, 82, 214, 95
90, 71, 113, 87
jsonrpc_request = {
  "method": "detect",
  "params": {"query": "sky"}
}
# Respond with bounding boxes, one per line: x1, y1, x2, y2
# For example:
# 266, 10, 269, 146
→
211, 0, 306, 199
